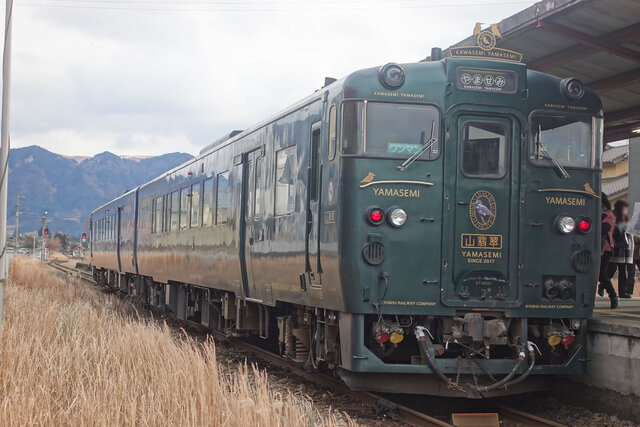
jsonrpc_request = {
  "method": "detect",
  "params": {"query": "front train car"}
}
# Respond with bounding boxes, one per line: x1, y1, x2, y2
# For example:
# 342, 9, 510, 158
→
335, 55, 602, 396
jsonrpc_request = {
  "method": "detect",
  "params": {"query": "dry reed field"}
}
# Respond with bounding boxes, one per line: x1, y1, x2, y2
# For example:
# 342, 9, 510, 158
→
0, 257, 350, 426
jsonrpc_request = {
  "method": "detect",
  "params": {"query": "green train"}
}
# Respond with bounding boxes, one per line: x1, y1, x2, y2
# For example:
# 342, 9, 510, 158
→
91, 46, 603, 397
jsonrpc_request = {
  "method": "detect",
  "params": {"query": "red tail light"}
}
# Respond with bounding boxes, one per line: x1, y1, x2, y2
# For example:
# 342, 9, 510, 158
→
578, 218, 591, 232
375, 331, 390, 344
367, 208, 384, 225
562, 334, 575, 348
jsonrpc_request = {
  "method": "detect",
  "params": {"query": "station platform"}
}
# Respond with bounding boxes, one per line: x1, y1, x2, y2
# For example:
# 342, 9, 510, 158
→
594, 295, 640, 319
554, 296, 640, 422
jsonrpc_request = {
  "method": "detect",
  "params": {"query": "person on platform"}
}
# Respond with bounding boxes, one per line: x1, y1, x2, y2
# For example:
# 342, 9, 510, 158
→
598, 193, 618, 308
633, 235, 639, 296
608, 200, 634, 298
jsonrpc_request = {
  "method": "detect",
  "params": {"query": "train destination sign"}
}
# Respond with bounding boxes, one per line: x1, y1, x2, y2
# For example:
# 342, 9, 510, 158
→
456, 67, 517, 94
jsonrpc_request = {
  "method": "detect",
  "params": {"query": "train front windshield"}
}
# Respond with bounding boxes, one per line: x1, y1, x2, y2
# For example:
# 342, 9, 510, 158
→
530, 115, 600, 169
341, 101, 440, 159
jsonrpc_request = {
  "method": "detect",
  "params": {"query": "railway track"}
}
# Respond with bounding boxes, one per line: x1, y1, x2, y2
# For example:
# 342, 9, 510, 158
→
47, 259, 566, 427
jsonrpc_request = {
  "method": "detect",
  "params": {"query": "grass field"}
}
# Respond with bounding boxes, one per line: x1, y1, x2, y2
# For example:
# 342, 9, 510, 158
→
0, 257, 348, 426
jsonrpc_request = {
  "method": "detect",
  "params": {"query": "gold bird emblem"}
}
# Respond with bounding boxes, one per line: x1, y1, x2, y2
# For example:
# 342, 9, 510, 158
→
584, 183, 596, 196
490, 24, 503, 39
473, 22, 484, 35
361, 172, 376, 183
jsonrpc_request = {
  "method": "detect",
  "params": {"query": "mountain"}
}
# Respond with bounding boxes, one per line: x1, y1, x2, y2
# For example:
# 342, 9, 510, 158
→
8, 146, 193, 238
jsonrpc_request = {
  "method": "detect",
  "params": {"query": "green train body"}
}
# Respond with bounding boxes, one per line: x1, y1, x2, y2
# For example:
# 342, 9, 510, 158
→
91, 55, 603, 397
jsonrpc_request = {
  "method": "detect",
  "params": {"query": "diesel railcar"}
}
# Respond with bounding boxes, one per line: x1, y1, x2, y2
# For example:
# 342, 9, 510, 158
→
90, 51, 603, 397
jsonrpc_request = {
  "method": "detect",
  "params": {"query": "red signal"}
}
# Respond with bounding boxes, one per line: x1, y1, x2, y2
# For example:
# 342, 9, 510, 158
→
578, 219, 591, 232
44, 228, 49, 236
81, 233, 87, 242
367, 208, 384, 225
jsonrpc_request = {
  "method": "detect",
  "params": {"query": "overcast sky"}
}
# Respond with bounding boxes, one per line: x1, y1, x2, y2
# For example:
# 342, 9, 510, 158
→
10, 0, 539, 157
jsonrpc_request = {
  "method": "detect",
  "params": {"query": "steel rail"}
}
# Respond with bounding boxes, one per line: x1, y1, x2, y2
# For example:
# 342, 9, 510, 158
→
499, 406, 567, 426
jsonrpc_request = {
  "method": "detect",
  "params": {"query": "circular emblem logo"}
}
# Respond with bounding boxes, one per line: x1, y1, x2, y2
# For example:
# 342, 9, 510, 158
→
477, 30, 497, 51
469, 190, 497, 230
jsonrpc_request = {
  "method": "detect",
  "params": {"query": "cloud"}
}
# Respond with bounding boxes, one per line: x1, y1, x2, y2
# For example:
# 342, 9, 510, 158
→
10, 0, 538, 157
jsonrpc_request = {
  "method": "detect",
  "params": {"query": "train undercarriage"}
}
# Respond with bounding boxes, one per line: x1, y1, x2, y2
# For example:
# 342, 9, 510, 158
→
93, 267, 587, 397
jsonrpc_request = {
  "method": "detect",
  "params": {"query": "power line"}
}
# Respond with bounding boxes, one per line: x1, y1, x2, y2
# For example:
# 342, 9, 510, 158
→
19, 0, 535, 12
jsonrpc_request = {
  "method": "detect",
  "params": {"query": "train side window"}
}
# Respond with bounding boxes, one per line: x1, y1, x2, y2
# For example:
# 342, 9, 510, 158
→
328, 104, 337, 160
255, 157, 263, 218
179, 187, 189, 230
190, 183, 201, 228
163, 194, 170, 232
216, 171, 229, 225
275, 146, 296, 215
341, 101, 362, 155
461, 122, 507, 178
202, 177, 214, 227
153, 196, 163, 234
170, 191, 179, 231
310, 127, 321, 202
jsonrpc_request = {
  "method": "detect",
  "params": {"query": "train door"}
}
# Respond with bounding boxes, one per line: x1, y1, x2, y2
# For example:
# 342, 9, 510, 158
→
304, 122, 323, 287
240, 147, 263, 300
442, 114, 521, 308
116, 206, 122, 273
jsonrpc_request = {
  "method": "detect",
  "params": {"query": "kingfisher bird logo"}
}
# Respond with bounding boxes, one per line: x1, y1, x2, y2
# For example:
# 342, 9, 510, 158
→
469, 190, 497, 231
450, 22, 523, 63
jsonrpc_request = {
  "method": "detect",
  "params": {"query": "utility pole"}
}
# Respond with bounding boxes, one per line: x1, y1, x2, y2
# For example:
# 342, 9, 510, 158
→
41, 212, 47, 261
14, 193, 23, 251
0, 0, 14, 324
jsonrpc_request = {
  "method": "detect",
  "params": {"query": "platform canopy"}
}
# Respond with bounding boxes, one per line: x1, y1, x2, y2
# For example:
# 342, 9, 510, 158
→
430, 0, 640, 144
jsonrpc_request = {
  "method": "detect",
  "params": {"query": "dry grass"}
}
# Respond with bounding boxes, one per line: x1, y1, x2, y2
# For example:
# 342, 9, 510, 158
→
0, 258, 349, 426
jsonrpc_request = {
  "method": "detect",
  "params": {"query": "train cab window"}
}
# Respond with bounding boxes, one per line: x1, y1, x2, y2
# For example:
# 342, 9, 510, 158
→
365, 102, 440, 159
216, 171, 229, 225
328, 104, 337, 160
530, 115, 595, 169
190, 183, 201, 228
341, 101, 362, 155
170, 191, 179, 231
461, 122, 507, 177
179, 187, 189, 230
275, 146, 296, 215
202, 178, 214, 227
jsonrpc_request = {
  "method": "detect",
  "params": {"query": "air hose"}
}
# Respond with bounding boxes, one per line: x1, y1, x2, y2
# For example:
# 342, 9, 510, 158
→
502, 342, 536, 388
415, 326, 456, 389
415, 327, 536, 394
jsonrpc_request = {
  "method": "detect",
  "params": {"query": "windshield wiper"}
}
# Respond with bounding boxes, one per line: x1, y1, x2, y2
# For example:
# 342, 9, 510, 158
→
397, 120, 438, 171
535, 124, 570, 179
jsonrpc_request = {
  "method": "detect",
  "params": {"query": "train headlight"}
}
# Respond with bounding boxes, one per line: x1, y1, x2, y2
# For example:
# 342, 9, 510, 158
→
556, 216, 575, 234
379, 63, 406, 89
561, 77, 585, 100
388, 208, 407, 227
